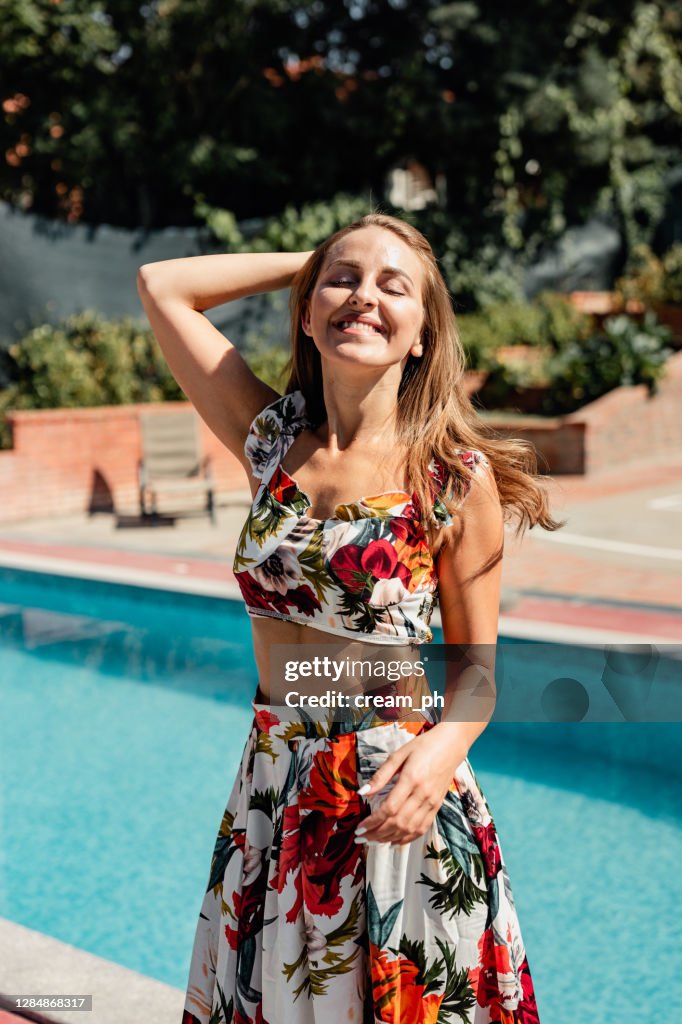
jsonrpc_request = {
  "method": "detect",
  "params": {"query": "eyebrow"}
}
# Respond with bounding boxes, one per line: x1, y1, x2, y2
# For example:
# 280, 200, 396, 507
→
326, 259, 415, 286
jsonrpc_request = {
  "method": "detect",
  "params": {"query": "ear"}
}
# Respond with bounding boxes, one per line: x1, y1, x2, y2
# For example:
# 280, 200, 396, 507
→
411, 322, 428, 358
301, 300, 312, 336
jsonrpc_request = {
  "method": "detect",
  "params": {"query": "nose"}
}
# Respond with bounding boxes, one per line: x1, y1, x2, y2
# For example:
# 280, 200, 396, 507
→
349, 276, 378, 308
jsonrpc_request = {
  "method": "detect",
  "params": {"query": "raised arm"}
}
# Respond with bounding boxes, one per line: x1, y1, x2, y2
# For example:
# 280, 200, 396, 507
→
136, 251, 313, 468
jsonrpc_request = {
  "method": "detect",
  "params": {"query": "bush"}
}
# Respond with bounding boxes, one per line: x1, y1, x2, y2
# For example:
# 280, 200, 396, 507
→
458, 293, 592, 374
458, 294, 672, 415
543, 311, 673, 414
0, 311, 184, 448
457, 302, 545, 369
617, 243, 682, 307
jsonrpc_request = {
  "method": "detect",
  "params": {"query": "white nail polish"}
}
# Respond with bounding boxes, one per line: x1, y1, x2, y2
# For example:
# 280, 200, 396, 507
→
355, 827, 367, 835
358, 783, 371, 796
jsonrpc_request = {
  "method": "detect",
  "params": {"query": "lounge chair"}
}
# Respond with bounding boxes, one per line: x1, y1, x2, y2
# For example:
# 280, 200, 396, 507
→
138, 408, 216, 523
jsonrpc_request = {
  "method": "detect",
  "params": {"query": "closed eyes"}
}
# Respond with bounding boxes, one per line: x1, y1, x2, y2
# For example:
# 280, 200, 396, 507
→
328, 277, 405, 296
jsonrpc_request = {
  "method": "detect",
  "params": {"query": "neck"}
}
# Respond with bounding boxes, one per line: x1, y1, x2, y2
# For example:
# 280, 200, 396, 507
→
318, 370, 402, 452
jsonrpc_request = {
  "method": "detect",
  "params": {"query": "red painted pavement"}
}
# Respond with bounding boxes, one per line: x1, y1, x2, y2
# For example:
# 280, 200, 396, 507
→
0, 539, 233, 582
1, 536, 680, 639
506, 596, 682, 640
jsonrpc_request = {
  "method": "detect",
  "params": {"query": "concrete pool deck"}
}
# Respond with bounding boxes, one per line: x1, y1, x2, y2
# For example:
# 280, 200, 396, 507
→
0, 919, 184, 1024
0, 451, 681, 1022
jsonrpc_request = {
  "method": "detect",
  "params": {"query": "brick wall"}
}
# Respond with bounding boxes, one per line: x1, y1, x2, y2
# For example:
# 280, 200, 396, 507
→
483, 350, 682, 474
0, 402, 248, 523
1, 354, 681, 523
567, 349, 682, 472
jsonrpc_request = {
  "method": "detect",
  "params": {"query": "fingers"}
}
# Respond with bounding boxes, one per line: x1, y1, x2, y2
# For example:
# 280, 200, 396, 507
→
357, 754, 414, 836
358, 745, 410, 799
356, 799, 435, 845
357, 770, 443, 845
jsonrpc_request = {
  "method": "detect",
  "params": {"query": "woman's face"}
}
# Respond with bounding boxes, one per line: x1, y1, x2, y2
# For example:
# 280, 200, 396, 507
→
302, 226, 425, 373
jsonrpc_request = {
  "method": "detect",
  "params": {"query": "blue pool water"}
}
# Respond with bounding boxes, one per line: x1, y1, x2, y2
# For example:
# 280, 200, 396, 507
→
0, 566, 680, 1023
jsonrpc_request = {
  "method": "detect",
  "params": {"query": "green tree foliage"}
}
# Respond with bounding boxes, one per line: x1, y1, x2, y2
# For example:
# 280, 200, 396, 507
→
196, 192, 374, 253
1, 0, 680, 262
1, 0, 285, 227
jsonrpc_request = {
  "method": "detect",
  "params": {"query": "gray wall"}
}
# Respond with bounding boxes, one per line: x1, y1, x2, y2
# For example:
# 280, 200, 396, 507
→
3, 180, 680, 350
0, 200, 284, 350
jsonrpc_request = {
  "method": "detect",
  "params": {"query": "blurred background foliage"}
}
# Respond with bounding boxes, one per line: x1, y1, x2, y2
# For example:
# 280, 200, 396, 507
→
460, 298, 672, 415
0, 0, 680, 434
0, 293, 671, 448
2, 0, 680, 273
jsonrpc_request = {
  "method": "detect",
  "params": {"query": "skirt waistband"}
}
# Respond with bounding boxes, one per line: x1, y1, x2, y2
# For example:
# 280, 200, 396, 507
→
251, 688, 436, 741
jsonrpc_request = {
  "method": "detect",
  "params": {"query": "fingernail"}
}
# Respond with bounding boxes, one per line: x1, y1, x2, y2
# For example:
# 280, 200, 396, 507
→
358, 783, 371, 796
355, 826, 367, 835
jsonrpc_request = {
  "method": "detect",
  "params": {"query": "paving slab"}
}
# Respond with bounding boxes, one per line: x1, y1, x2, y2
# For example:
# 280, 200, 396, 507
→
0, 919, 184, 1024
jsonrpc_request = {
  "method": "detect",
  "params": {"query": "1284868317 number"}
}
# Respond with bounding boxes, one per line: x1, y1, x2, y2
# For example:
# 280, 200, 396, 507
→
7, 995, 93, 1010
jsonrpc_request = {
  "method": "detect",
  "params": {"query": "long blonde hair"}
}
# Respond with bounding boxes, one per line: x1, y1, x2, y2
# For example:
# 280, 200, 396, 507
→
285, 213, 564, 537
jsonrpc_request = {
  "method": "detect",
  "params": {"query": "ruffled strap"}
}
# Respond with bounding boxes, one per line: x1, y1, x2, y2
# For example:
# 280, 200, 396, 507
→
430, 450, 491, 526
244, 390, 309, 483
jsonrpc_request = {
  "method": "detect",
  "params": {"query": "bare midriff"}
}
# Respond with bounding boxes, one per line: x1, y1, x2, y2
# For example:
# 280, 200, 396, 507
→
242, 472, 447, 707
249, 616, 432, 722
252, 618, 384, 699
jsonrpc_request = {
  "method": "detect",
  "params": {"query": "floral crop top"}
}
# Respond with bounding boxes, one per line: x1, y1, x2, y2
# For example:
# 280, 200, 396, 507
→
233, 391, 490, 645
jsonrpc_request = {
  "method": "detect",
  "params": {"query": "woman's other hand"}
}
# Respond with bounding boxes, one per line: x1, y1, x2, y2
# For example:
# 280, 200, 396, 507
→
354, 721, 469, 846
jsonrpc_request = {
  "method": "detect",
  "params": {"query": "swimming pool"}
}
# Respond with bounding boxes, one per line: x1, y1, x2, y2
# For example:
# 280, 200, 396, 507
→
0, 566, 680, 1022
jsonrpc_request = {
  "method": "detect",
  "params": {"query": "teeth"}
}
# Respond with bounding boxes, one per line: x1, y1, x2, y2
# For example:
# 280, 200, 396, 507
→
336, 321, 382, 333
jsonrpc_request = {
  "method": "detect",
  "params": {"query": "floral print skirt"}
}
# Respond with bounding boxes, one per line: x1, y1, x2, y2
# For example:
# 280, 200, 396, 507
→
181, 696, 540, 1024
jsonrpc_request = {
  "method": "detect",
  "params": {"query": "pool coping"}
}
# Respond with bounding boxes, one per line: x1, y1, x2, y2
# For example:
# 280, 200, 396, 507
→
0, 546, 681, 647
0, 918, 185, 1024
0, 548, 242, 600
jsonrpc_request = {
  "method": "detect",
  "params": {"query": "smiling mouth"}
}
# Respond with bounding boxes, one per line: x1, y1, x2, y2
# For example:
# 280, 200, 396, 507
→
334, 320, 385, 335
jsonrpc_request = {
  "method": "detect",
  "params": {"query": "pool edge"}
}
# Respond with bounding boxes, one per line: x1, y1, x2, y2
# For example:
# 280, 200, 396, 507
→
1, 547, 680, 647
0, 549, 242, 600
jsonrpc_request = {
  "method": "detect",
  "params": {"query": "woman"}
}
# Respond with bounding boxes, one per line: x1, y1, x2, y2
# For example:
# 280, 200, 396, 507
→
138, 213, 560, 1023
